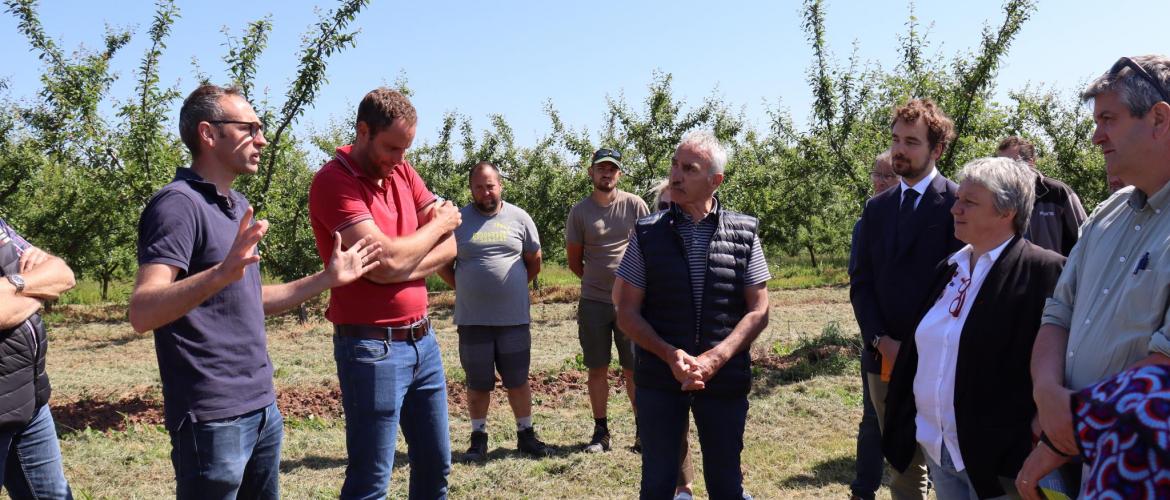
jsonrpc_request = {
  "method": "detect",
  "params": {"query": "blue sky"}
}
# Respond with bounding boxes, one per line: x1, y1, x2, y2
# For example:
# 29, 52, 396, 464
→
2, 0, 1167, 150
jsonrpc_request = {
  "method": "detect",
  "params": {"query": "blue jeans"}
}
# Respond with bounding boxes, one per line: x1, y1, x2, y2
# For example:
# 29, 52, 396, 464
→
0, 404, 71, 500
925, 442, 1015, 500
636, 386, 749, 500
851, 369, 883, 500
169, 402, 283, 500
334, 329, 451, 500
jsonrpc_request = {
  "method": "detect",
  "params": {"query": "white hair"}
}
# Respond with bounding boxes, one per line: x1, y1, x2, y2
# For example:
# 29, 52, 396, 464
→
677, 130, 728, 175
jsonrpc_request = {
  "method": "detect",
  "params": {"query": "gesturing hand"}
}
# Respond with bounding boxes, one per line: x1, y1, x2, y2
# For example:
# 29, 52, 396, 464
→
325, 232, 383, 287
215, 206, 268, 286
669, 349, 705, 391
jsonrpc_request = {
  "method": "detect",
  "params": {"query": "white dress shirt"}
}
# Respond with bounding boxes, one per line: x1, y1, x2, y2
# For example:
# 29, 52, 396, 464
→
899, 167, 938, 210
913, 237, 1012, 471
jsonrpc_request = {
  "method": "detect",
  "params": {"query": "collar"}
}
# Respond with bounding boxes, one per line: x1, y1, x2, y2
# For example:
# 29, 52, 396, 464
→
334, 145, 366, 178
1128, 180, 1170, 213
948, 235, 1013, 272
900, 167, 938, 197
174, 167, 237, 210
675, 196, 721, 224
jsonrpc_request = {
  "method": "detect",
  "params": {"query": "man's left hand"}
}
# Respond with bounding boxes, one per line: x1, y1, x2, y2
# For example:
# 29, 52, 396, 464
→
19, 247, 51, 273
325, 232, 383, 288
691, 351, 726, 382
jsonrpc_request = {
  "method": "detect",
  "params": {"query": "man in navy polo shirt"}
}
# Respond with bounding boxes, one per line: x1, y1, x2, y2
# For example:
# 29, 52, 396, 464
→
129, 84, 382, 500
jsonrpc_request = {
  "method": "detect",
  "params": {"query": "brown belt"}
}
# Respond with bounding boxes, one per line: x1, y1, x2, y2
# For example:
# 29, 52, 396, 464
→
335, 317, 432, 342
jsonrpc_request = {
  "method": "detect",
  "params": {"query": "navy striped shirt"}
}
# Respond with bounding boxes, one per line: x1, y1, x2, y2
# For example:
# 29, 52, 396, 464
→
616, 202, 770, 331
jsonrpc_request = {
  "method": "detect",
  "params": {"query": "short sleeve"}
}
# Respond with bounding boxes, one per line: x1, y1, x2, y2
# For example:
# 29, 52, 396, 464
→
138, 190, 199, 272
745, 235, 772, 286
309, 168, 375, 234
402, 161, 437, 212
614, 229, 646, 289
521, 211, 541, 254
634, 197, 650, 218
565, 205, 584, 245
0, 219, 31, 253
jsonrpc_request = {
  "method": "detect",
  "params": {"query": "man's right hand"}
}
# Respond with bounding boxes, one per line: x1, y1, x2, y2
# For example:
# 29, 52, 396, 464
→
876, 336, 901, 362
430, 200, 462, 233
668, 349, 705, 391
1034, 383, 1077, 454
214, 206, 268, 286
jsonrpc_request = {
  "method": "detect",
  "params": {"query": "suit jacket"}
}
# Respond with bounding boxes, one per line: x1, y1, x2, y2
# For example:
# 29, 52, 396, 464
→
850, 173, 961, 373
882, 236, 1065, 499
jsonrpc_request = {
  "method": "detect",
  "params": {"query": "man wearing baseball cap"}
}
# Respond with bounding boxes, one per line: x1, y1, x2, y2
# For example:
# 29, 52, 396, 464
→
565, 148, 649, 452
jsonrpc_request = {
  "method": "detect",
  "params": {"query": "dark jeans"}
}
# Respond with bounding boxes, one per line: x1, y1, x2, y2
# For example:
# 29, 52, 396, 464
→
636, 386, 749, 500
169, 402, 283, 500
334, 329, 451, 500
851, 369, 883, 499
0, 404, 71, 500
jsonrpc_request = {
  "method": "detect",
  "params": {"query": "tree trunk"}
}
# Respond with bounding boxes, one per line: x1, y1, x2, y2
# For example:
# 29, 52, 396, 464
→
806, 242, 819, 269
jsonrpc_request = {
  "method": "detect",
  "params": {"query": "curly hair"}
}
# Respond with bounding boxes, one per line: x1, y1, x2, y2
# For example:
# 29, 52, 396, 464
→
891, 98, 956, 154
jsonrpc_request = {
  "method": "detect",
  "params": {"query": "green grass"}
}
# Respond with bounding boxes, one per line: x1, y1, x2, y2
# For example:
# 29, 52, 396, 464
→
39, 287, 884, 498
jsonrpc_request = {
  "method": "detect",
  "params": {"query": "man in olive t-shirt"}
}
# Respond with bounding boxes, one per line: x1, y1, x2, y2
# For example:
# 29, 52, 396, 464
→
565, 148, 649, 452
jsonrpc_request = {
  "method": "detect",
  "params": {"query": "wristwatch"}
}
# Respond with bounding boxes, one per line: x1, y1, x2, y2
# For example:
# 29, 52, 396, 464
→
6, 274, 25, 294
871, 335, 884, 350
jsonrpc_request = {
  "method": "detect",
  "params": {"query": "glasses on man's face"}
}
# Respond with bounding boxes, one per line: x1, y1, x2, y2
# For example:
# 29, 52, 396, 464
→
209, 120, 264, 138
870, 172, 898, 182
592, 148, 622, 161
1109, 56, 1170, 104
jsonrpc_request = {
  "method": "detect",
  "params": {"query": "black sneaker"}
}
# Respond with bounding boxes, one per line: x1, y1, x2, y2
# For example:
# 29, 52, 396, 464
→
463, 430, 488, 462
517, 427, 550, 457
583, 425, 611, 453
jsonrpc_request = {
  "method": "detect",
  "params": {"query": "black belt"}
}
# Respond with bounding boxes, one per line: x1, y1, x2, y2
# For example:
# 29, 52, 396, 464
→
335, 317, 431, 342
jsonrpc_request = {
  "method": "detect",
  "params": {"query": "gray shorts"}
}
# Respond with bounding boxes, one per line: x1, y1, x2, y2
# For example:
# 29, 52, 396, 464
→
457, 324, 531, 391
577, 299, 635, 370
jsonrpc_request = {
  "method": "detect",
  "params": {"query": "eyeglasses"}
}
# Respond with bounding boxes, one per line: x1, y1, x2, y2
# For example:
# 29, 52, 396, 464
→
948, 276, 972, 318
209, 120, 264, 138
870, 172, 898, 182
1109, 56, 1170, 105
592, 148, 623, 162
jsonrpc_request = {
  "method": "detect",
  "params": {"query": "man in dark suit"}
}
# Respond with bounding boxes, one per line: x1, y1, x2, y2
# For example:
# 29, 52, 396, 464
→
850, 98, 962, 500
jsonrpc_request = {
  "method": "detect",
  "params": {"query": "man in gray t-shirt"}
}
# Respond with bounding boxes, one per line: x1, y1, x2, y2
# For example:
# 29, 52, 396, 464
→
565, 148, 650, 452
438, 162, 547, 461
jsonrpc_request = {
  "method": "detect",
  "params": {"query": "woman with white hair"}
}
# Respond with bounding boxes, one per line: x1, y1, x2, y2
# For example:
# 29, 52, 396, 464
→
882, 157, 1066, 499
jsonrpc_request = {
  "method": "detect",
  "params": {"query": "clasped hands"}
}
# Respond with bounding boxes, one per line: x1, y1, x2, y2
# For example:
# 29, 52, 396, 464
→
669, 348, 724, 391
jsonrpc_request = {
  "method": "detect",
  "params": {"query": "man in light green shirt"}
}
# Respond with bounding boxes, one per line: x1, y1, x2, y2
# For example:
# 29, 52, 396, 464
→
1017, 54, 1170, 497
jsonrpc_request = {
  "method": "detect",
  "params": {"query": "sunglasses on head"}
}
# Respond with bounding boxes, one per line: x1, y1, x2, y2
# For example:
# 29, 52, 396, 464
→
1109, 56, 1170, 104
592, 148, 622, 161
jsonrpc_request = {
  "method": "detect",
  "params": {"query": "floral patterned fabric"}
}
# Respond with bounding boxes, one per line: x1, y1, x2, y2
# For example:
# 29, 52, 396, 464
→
1073, 364, 1170, 499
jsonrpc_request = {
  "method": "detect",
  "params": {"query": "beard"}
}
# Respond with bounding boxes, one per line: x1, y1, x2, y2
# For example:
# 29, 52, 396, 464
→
892, 153, 929, 180
592, 179, 616, 192
474, 198, 499, 214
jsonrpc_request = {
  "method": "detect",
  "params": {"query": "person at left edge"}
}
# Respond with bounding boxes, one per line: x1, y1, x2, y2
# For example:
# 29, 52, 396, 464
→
130, 84, 383, 500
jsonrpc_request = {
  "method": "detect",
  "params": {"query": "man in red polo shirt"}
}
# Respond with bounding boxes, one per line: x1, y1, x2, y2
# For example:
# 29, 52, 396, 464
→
309, 88, 460, 499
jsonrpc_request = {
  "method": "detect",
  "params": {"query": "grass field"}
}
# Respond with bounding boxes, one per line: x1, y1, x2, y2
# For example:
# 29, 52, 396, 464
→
27, 261, 904, 499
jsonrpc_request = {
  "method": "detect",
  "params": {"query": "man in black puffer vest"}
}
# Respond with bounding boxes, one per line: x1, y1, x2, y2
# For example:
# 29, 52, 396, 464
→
614, 131, 771, 500
0, 217, 76, 499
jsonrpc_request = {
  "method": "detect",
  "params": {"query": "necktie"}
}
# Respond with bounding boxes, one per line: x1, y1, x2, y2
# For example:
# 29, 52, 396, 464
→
899, 189, 920, 220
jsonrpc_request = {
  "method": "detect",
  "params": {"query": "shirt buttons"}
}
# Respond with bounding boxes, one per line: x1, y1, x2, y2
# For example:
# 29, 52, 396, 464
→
1103, 288, 1110, 295
1068, 351, 1075, 358
1136, 225, 1142, 231
1084, 319, 1091, 325
1120, 256, 1127, 263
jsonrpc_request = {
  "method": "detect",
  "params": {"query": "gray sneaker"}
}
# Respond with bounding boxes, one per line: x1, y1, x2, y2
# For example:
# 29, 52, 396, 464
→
463, 430, 488, 462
